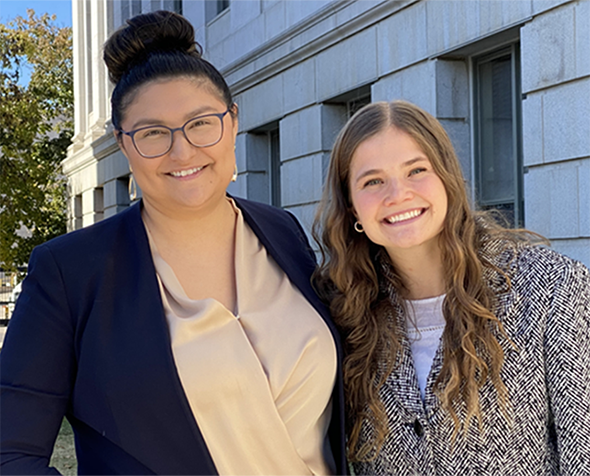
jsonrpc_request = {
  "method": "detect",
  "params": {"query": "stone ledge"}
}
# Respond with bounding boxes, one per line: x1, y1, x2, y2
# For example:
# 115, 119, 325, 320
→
222, 0, 415, 95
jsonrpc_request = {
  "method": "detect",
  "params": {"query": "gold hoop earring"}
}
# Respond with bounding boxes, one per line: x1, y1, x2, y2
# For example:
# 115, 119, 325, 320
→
354, 221, 364, 233
231, 164, 238, 182
129, 173, 138, 202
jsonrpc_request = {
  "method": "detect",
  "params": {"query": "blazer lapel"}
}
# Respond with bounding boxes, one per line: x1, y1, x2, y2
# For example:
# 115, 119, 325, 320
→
83, 202, 218, 475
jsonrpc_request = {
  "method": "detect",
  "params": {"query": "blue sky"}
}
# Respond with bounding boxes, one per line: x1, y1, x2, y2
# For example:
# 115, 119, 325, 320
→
0, 0, 72, 27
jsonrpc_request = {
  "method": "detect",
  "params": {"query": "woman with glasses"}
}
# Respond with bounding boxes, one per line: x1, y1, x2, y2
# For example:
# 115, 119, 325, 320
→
0, 11, 345, 475
313, 100, 590, 475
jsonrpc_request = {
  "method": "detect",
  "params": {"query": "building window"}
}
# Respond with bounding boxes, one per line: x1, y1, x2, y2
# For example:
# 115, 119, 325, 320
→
323, 85, 371, 180
217, 0, 229, 14
117, 176, 131, 207
150, 0, 182, 14
74, 194, 83, 230
244, 122, 281, 207
269, 128, 281, 207
206, 0, 229, 22
326, 85, 371, 120
347, 94, 371, 118
94, 187, 104, 215
473, 44, 523, 226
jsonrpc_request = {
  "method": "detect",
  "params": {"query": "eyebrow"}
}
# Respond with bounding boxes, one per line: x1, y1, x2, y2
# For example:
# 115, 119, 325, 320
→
129, 106, 220, 130
353, 157, 429, 184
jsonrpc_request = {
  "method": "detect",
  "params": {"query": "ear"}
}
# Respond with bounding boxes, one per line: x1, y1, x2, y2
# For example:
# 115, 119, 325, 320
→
346, 195, 359, 219
230, 103, 239, 136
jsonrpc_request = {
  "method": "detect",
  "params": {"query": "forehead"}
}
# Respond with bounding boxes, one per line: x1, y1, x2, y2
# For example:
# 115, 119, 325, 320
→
122, 77, 225, 123
350, 127, 426, 173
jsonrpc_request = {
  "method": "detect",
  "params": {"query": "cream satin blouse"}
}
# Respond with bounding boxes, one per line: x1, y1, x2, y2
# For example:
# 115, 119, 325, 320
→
147, 200, 337, 475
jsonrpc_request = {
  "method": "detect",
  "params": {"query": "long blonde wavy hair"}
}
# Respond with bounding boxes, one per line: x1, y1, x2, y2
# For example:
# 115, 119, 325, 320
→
313, 100, 536, 461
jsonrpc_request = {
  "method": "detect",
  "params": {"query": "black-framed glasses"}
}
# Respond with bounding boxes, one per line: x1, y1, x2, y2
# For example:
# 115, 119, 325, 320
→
118, 109, 230, 158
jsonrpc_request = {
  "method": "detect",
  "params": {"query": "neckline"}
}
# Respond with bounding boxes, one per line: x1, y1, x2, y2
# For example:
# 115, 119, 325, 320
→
405, 294, 446, 305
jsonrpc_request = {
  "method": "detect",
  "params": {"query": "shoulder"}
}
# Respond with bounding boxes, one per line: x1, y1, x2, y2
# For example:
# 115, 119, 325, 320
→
232, 196, 308, 240
514, 245, 589, 287
483, 239, 588, 286
233, 196, 299, 225
32, 203, 143, 267
231, 196, 317, 272
486, 242, 590, 316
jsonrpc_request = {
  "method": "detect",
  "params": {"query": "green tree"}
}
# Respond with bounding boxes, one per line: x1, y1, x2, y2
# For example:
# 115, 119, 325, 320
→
0, 10, 73, 275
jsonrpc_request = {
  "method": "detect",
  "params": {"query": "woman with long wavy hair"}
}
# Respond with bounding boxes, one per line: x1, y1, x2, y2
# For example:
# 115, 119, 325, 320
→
313, 100, 590, 475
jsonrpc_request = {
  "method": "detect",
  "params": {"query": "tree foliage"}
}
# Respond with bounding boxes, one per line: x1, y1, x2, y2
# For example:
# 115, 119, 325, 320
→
0, 10, 73, 275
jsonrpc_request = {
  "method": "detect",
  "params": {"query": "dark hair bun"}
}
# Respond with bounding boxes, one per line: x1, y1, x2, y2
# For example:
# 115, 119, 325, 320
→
104, 10, 202, 84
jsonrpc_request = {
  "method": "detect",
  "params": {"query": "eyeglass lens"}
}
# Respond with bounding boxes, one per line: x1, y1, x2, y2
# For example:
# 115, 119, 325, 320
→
133, 114, 223, 157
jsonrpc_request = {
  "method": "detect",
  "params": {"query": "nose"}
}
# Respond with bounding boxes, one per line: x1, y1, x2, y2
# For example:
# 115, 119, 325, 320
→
383, 178, 412, 205
168, 129, 195, 161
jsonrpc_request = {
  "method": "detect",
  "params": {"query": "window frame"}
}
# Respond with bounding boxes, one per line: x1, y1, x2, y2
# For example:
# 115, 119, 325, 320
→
217, 0, 229, 15
472, 42, 524, 227
269, 128, 281, 207
243, 121, 281, 208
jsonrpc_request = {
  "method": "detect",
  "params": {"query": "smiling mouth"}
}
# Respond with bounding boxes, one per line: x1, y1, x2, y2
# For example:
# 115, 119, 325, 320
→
384, 208, 425, 224
169, 166, 205, 178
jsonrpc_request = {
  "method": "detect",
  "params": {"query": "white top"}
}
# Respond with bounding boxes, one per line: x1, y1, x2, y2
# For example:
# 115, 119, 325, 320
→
147, 200, 337, 475
404, 295, 446, 400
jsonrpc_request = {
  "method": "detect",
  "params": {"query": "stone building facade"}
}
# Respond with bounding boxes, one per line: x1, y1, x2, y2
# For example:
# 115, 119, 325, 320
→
64, 0, 590, 266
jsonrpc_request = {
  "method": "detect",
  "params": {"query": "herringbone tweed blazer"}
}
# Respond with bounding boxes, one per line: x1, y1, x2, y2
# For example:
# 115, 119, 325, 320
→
353, 242, 590, 476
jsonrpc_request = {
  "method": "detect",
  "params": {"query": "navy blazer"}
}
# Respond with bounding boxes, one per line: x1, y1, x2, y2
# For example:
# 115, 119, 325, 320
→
0, 197, 346, 475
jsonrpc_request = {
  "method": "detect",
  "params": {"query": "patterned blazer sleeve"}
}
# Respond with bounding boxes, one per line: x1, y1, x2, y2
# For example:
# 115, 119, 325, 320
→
544, 258, 590, 475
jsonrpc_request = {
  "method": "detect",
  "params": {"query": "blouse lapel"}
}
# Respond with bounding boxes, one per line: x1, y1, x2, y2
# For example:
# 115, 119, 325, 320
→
232, 197, 330, 326
233, 196, 347, 474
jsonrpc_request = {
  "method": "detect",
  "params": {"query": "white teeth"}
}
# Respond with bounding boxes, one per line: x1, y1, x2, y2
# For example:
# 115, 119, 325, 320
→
170, 166, 203, 177
385, 209, 422, 224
